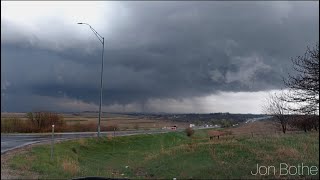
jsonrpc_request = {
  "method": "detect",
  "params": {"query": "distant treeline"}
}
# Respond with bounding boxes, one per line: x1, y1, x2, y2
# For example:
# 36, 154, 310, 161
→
1, 111, 119, 133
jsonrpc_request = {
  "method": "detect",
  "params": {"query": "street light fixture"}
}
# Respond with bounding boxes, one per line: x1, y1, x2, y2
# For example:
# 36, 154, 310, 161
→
78, 22, 105, 138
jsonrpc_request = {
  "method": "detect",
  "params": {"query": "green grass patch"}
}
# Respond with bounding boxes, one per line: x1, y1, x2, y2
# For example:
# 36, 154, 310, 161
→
8, 130, 319, 179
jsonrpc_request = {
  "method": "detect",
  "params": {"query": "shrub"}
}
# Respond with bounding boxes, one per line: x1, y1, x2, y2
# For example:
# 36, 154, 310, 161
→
288, 115, 318, 132
102, 124, 119, 131
26, 112, 66, 132
185, 127, 195, 137
221, 119, 232, 128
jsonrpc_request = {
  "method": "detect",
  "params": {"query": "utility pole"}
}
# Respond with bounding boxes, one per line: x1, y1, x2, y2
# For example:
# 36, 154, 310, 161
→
78, 23, 105, 138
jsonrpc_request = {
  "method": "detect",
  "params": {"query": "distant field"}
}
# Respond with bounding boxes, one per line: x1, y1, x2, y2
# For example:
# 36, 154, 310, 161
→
1, 113, 27, 118
6, 126, 319, 179
67, 113, 189, 131
1, 112, 189, 132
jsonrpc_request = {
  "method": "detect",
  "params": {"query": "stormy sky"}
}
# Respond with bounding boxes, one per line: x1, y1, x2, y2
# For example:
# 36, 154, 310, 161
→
1, 1, 319, 113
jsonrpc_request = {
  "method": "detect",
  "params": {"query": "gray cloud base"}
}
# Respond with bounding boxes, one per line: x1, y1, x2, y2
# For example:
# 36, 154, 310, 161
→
1, 1, 319, 112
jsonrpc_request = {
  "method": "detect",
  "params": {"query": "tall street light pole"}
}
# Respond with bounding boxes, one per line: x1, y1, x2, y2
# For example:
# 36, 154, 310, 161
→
78, 22, 104, 138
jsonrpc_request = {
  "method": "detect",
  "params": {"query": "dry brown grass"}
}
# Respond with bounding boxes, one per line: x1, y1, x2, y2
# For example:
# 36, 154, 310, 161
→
64, 114, 189, 130
107, 134, 113, 141
144, 153, 159, 162
144, 141, 202, 162
78, 138, 87, 147
276, 146, 300, 159
1, 118, 38, 133
230, 120, 280, 136
185, 142, 197, 152
61, 158, 80, 175
228, 120, 307, 138
15, 154, 34, 171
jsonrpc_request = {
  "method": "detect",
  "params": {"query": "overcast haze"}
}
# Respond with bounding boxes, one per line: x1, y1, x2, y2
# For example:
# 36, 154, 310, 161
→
1, 1, 319, 113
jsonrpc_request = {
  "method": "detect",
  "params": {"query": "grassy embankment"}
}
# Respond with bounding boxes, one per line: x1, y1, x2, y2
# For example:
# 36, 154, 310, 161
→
7, 129, 319, 179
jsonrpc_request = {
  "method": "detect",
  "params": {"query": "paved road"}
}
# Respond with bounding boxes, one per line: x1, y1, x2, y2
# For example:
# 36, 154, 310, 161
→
1, 129, 169, 154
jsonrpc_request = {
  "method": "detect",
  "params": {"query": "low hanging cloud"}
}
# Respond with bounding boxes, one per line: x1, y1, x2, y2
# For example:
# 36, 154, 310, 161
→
1, 1, 319, 113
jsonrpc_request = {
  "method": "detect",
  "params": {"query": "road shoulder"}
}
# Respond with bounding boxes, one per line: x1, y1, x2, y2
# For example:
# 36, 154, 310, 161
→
1, 145, 40, 179
0, 139, 59, 179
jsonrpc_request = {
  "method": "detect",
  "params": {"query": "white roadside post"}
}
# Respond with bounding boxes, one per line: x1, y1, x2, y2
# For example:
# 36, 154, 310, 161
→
51, 124, 55, 161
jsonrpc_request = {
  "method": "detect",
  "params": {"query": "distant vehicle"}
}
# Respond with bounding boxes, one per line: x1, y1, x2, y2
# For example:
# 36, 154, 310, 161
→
162, 125, 177, 130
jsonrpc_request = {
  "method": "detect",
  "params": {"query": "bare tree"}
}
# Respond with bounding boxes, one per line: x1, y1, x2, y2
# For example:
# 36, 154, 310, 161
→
26, 111, 65, 132
263, 93, 291, 134
283, 44, 319, 115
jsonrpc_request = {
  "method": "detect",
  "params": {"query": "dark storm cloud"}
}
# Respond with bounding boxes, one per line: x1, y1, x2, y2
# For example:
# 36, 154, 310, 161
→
1, 1, 319, 112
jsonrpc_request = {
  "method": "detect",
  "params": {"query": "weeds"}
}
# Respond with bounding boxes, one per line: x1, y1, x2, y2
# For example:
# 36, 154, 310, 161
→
62, 157, 80, 175
1, 118, 36, 133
